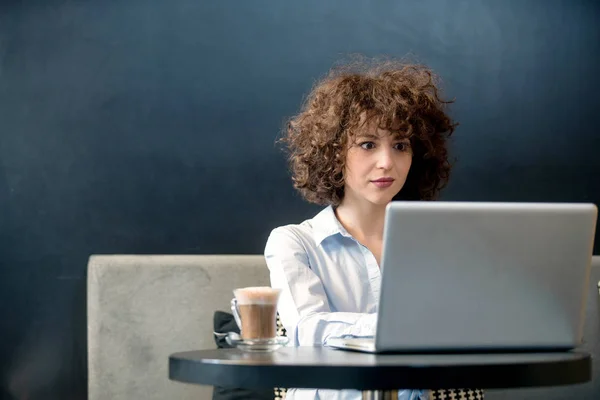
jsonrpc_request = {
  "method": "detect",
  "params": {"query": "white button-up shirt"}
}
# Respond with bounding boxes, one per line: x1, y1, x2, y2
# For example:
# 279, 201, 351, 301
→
264, 205, 428, 400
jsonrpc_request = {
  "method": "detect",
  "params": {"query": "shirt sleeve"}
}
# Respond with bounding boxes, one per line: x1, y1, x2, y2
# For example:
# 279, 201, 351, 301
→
264, 226, 377, 346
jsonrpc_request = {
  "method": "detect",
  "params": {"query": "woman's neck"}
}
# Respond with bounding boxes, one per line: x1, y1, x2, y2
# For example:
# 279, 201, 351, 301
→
334, 199, 387, 243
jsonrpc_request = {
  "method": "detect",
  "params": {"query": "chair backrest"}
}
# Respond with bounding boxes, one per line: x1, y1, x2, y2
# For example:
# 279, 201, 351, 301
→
486, 255, 600, 400
87, 254, 270, 400
88, 254, 600, 400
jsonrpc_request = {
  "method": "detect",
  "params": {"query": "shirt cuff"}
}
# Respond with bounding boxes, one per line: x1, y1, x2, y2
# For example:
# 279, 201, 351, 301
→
335, 313, 377, 338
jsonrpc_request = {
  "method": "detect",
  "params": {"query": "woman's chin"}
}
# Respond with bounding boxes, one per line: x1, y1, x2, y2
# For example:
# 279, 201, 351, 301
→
368, 195, 396, 207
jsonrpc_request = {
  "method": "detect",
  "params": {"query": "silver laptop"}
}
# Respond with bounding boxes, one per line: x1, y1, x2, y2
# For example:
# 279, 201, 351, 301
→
326, 201, 597, 353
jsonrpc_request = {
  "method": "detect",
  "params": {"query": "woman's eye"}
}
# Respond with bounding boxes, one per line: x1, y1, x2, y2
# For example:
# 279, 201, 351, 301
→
394, 142, 410, 151
359, 142, 375, 150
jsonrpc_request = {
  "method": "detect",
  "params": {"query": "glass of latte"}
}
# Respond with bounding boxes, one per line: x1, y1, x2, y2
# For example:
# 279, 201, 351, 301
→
230, 286, 282, 341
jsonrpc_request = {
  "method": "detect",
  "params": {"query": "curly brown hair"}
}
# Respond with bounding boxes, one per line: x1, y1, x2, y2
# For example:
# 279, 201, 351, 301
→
280, 56, 458, 206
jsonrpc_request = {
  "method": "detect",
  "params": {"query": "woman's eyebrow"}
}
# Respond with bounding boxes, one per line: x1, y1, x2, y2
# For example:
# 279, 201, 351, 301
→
355, 133, 380, 140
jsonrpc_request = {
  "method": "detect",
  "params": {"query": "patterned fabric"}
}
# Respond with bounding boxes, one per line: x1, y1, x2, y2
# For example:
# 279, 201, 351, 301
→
274, 387, 287, 400
276, 313, 287, 337
274, 315, 287, 399
431, 389, 485, 400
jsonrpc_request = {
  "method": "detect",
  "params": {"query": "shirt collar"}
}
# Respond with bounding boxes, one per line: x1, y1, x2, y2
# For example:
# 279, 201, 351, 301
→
311, 205, 352, 245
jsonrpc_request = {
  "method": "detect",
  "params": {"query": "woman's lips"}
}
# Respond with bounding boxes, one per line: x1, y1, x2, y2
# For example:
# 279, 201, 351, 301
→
371, 178, 394, 188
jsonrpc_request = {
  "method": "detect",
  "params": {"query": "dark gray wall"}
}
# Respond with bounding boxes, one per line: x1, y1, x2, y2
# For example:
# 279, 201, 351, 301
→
0, 0, 598, 399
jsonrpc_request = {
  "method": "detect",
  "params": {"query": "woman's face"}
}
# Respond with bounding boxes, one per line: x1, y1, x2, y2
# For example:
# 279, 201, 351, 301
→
342, 116, 413, 208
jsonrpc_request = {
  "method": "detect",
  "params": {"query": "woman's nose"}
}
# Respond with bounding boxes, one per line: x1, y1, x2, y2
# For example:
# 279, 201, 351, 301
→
376, 148, 393, 169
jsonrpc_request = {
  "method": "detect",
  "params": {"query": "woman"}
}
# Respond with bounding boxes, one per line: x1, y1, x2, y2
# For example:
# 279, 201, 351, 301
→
264, 57, 461, 400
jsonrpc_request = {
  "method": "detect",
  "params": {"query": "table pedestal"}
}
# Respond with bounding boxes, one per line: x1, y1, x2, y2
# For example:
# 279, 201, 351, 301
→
362, 390, 398, 400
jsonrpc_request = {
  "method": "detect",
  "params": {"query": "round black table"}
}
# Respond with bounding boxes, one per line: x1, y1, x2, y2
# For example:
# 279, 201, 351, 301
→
169, 347, 591, 399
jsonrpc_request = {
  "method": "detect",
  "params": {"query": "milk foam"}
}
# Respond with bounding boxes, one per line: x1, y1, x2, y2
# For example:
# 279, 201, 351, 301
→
233, 286, 281, 305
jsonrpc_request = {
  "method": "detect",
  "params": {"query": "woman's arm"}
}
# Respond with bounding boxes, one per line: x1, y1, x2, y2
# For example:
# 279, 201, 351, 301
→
265, 226, 376, 346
